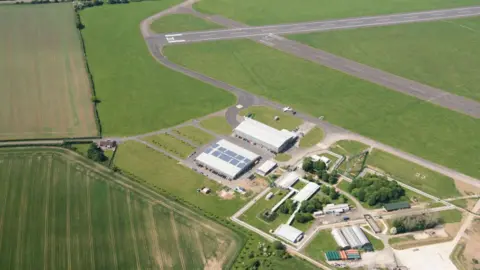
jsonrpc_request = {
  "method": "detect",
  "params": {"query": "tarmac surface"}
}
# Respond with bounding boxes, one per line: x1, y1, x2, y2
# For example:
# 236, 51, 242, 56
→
151, 6, 480, 43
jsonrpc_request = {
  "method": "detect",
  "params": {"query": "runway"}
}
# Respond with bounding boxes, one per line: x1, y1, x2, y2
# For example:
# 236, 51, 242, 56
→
150, 6, 480, 44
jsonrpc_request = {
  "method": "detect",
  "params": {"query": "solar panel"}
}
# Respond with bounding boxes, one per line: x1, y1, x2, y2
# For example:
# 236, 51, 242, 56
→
204, 148, 213, 154
219, 154, 231, 162
212, 143, 219, 148
218, 147, 226, 152
212, 151, 221, 157
237, 163, 246, 169
244, 159, 251, 164
230, 159, 240, 165
226, 150, 237, 157
236, 155, 245, 160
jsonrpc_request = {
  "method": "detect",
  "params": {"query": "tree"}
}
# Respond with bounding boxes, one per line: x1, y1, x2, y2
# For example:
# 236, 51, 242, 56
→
313, 160, 326, 172
302, 158, 314, 173
87, 143, 107, 162
321, 185, 330, 195
295, 212, 313, 223
329, 190, 340, 200
321, 171, 329, 182
273, 241, 285, 250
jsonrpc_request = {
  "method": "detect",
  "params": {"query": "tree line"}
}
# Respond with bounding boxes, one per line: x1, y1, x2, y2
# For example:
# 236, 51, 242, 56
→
302, 157, 339, 184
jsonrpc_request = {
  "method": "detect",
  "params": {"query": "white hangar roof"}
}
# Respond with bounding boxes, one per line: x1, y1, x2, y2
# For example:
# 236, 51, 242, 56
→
257, 160, 277, 176
234, 118, 296, 150
274, 224, 304, 243
293, 182, 320, 202
195, 139, 259, 179
276, 172, 300, 189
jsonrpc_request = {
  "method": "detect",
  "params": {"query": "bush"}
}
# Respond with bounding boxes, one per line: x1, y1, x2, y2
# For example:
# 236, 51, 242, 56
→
392, 213, 441, 234
349, 175, 405, 206
295, 212, 313, 223
273, 241, 285, 250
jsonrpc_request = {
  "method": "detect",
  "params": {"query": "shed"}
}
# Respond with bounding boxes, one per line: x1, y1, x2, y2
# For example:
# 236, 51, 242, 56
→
292, 182, 320, 202
384, 201, 411, 212
276, 172, 299, 189
256, 160, 277, 176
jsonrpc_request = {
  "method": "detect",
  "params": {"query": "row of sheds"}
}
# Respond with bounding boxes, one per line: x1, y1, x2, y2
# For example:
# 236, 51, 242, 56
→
331, 226, 372, 251
325, 249, 361, 261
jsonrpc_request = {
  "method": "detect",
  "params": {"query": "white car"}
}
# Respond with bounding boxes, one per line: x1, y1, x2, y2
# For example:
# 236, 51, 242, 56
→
283, 106, 292, 112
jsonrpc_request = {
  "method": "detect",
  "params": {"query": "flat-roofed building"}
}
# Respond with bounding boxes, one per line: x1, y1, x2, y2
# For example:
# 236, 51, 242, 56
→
234, 118, 297, 153
276, 172, 299, 189
256, 160, 277, 176
324, 203, 350, 214
293, 182, 320, 202
195, 139, 260, 179
274, 224, 304, 243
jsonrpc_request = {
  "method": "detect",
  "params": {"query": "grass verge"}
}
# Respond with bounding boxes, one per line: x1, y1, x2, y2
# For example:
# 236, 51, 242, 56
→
173, 125, 215, 145
299, 127, 325, 148
150, 13, 222, 33
164, 39, 480, 183
289, 17, 480, 101
200, 116, 233, 135
80, 2, 234, 136
304, 229, 338, 263
240, 106, 303, 130
275, 153, 292, 162
143, 133, 196, 158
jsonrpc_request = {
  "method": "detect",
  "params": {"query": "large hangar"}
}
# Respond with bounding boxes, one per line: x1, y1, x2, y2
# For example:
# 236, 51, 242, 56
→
195, 139, 260, 179
234, 118, 297, 153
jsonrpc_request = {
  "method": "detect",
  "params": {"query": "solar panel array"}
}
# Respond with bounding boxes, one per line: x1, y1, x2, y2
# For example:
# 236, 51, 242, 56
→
204, 143, 251, 169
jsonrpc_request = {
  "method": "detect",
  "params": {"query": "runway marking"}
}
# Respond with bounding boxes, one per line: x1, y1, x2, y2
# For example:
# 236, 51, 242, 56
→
165, 34, 183, 37
409, 86, 425, 94
168, 39, 185, 43
375, 18, 391, 22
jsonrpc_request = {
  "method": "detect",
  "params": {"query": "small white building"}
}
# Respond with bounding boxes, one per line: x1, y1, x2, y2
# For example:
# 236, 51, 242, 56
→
276, 172, 299, 189
311, 155, 331, 167
256, 160, 277, 176
292, 182, 320, 202
274, 224, 304, 243
265, 192, 274, 200
323, 203, 350, 214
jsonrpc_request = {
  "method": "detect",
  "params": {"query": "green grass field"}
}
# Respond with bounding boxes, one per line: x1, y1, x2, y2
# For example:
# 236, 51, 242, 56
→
114, 141, 246, 217
438, 209, 463, 223
143, 133, 196, 158
199, 116, 233, 135
150, 14, 222, 33
365, 232, 385, 251
240, 106, 303, 130
164, 39, 480, 182
299, 127, 325, 148
80, 2, 234, 136
194, 0, 479, 25
289, 17, 480, 101
0, 147, 241, 269
275, 153, 292, 162
173, 125, 215, 145
239, 188, 292, 233
368, 150, 461, 199
388, 235, 415, 245
304, 230, 338, 263
0, 4, 97, 140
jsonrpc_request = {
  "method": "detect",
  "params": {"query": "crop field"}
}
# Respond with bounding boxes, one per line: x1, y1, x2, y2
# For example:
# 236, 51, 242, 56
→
0, 4, 97, 140
114, 141, 246, 217
164, 39, 480, 181
0, 147, 241, 269
290, 17, 480, 102
151, 14, 222, 33
80, 1, 234, 136
194, 0, 479, 25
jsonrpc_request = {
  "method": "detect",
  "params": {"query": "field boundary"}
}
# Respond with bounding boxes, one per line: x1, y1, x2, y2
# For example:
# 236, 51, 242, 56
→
74, 7, 102, 137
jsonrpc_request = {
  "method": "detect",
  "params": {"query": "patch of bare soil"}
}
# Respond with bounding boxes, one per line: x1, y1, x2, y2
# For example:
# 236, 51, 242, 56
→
455, 180, 480, 196
217, 189, 235, 200
462, 219, 480, 269
236, 177, 268, 193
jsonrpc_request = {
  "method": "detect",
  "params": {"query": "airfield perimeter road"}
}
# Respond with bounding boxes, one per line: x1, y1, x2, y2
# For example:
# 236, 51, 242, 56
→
140, 3, 480, 191
147, 5, 480, 119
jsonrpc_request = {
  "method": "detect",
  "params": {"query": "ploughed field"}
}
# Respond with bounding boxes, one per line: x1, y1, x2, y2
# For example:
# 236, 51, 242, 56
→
0, 147, 240, 269
0, 4, 98, 140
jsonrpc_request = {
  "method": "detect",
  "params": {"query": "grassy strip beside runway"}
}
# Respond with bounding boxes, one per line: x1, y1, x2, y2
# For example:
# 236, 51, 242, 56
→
194, 0, 480, 25
200, 116, 233, 135
289, 17, 480, 102
164, 39, 480, 181
299, 127, 325, 148
80, 2, 235, 136
151, 14, 222, 33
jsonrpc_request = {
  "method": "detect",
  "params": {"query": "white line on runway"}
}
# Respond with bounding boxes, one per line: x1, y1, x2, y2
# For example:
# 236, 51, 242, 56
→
165, 33, 183, 37
168, 39, 186, 43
